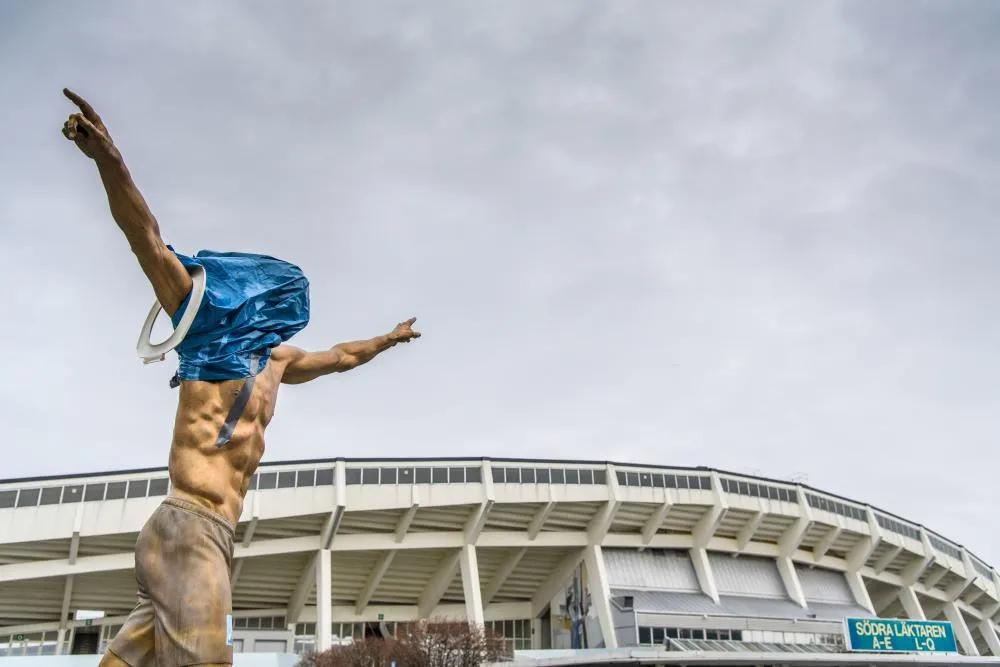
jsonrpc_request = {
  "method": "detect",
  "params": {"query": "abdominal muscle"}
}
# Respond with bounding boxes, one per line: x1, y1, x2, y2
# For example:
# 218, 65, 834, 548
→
166, 362, 283, 526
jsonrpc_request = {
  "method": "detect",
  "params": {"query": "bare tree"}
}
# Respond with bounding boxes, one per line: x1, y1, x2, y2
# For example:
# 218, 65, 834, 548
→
299, 620, 510, 667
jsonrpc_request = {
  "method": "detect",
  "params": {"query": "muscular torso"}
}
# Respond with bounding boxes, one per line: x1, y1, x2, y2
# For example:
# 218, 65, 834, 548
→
167, 347, 293, 526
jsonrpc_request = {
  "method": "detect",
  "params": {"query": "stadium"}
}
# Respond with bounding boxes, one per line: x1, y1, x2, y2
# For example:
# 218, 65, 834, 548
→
1, 456, 999, 665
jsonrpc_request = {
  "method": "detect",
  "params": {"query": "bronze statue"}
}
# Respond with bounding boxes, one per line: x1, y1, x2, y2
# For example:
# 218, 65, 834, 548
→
62, 88, 420, 667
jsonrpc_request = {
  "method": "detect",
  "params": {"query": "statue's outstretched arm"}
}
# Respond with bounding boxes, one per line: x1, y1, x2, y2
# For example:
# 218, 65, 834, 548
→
62, 88, 192, 316
277, 317, 420, 385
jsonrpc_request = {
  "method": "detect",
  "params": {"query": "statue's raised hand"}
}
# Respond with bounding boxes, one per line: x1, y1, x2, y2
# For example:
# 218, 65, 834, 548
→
61, 89, 120, 163
388, 317, 421, 344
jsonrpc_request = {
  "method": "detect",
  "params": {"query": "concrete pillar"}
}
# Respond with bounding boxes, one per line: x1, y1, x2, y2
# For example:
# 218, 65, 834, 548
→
460, 544, 485, 627
316, 549, 332, 652
583, 545, 617, 649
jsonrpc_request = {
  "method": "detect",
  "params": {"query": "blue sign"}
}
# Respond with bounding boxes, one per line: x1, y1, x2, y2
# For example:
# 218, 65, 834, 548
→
844, 618, 957, 654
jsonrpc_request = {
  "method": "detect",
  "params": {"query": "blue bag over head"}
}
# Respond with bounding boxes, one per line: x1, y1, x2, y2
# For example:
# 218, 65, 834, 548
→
168, 247, 311, 382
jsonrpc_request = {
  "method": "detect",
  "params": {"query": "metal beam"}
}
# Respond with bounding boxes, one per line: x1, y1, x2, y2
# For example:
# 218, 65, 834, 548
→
943, 600, 980, 656
232, 492, 261, 590
641, 500, 672, 547
736, 511, 763, 551
899, 586, 926, 620
465, 500, 494, 545
483, 548, 527, 606
978, 618, 1000, 657
925, 566, 949, 590
690, 548, 719, 604
845, 570, 875, 614
901, 532, 935, 586
778, 490, 813, 559
874, 544, 904, 574
776, 557, 807, 608
395, 505, 419, 543
418, 549, 462, 617
530, 549, 586, 617
528, 499, 556, 540
286, 552, 319, 626
355, 552, 396, 615
812, 525, 841, 563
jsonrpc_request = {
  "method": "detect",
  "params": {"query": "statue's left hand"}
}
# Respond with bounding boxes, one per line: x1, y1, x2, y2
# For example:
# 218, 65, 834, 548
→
389, 317, 421, 344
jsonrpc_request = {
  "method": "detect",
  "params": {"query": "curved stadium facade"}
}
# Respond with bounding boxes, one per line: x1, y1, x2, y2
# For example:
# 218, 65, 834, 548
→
1, 457, 999, 663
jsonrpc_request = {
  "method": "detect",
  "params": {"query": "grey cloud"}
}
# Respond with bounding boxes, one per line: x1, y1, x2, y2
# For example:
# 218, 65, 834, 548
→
1, 0, 997, 560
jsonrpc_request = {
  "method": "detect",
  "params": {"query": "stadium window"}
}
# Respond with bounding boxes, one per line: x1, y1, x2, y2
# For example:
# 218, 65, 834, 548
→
639, 471, 653, 486
731, 630, 743, 641
381, 468, 397, 485
638, 627, 651, 644
105, 482, 126, 500
651, 473, 664, 488
699, 476, 711, 490
448, 467, 465, 483
788, 490, 798, 503
492, 467, 505, 483
84, 483, 105, 501
767, 486, 778, 500
520, 468, 536, 484
504, 468, 520, 484
692, 628, 705, 639
679, 628, 691, 639
361, 468, 378, 485
677, 475, 689, 490
0, 490, 17, 508
748, 483, 759, 497
278, 471, 296, 489
398, 468, 414, 484
315, 468, 334, 486
63, 484, 84, 502
777, 488, 789, 502
127, 480, 149, 498
148, 479, 168, 496
664, 474, 677, 488
258, 473, 277, 490
235, 618, 248, 629
260, 617, 273, 629
705, 629, 718, 640
626, 472, 639, 487
415, 467, 431, 484
14, 488, 39, 507
567, 469, 580, 485
550, 468, 565, 484
296, 470, 316, 487
580, 469, 594, 485
39, 487, 62, 505
666, 628, 678, 639
345, 469, 362, 485
247, 617, 260, 629
536, 468, 551, 484
652, 627, 664, 644
737, 481, 749, 495
465, 466, 482, 483
593, 468, 607, 484
616, 471, 628, 486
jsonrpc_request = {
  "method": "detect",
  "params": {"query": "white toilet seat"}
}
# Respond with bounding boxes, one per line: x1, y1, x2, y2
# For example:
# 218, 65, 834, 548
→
136, 265, 207, 364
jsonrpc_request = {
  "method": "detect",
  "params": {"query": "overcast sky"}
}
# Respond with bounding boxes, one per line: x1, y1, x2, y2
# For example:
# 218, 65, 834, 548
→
1, 1, 997, 561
